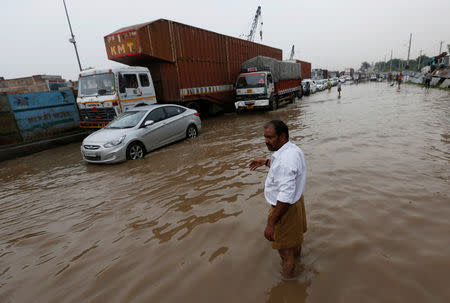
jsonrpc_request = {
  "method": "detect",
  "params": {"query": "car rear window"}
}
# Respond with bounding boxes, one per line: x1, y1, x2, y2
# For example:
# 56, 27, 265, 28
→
165, 106, 186, 118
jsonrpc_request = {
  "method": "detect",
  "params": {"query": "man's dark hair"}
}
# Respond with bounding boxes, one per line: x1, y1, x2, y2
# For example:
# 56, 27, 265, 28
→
264, 120, 289, 140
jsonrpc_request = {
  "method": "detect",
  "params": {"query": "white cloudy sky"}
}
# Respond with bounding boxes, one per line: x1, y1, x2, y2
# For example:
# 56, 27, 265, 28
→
1, 0, 449, 80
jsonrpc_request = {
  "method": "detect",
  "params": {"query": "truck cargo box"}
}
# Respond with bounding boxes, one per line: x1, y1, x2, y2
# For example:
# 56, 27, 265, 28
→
296, 60, 311, 79
104, 19, 282, 112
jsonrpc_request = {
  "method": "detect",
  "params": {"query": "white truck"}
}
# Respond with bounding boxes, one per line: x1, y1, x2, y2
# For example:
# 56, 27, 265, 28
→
234, 56, 302, 111
77, 66, 157, 128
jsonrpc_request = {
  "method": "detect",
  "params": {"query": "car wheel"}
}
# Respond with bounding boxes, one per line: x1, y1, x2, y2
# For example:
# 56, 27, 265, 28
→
127, 142, 145, 160
186, 125, 198, 138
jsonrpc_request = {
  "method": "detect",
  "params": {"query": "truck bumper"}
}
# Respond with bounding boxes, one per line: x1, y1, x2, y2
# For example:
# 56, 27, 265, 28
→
235, 99, 270, 110
80, 121, 110, 129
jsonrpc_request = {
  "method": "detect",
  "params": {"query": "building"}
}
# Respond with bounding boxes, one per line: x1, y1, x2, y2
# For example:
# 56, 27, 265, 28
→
0, 75, 67, 94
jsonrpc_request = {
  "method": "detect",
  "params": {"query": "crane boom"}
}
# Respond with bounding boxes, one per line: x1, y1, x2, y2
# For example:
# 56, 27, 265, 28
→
247, 6, 262, 42
289, 45, 295, 60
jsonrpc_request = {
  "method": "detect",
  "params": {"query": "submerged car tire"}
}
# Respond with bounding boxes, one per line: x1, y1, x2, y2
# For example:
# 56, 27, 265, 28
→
126, 142, 145, 160
186, 124, 198, 138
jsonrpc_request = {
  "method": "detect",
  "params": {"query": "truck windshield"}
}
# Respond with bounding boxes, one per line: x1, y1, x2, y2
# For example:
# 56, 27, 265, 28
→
236, 74, 266, 89
105, 111, 146, 129
79, 73, 115, 96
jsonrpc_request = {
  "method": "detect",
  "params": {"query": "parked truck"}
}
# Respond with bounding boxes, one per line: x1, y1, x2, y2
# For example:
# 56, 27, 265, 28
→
344, 68, 354, 78
77, 19, 282, 128
234, 56, 302, 111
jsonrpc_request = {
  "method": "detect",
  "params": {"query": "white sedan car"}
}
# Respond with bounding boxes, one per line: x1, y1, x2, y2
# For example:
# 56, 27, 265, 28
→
81, 104, 201, 164
302, 79, 318, 94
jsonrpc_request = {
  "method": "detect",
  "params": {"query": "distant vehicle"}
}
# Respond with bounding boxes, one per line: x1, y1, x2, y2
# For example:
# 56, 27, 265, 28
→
370, 74, 377, 81
235, 57, 302, 111
302, 79, 318, 93
81, 104, 201, 163
315, 80, 325, 91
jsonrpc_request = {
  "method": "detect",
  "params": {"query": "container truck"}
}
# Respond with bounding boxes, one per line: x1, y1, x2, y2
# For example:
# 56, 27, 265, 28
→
344, 68, 354, 78
76, 19, 282, 128
77, 66, 156, 128
234, 56, 302, 111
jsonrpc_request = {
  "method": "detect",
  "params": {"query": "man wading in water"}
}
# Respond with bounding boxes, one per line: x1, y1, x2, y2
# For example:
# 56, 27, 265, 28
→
249, 120, 307, 278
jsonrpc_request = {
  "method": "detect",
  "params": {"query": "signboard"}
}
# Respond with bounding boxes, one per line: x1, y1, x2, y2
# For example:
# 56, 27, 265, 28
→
104, 30, 141, 59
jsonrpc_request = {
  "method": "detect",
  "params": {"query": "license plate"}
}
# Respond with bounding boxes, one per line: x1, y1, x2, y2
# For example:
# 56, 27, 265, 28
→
84, 151, 97, 157
246, 105, 254, 110
246, 89, 253, 93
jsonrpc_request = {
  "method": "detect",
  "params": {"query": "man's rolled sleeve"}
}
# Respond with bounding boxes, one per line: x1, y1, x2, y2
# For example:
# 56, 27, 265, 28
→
275, 164, 297, 204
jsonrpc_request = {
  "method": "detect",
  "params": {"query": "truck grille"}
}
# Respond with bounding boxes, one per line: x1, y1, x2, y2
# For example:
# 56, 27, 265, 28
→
79, 108, 117, 122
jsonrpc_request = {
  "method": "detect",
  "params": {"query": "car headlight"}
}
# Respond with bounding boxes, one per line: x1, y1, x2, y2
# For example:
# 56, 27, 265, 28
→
103, 135, 126, 148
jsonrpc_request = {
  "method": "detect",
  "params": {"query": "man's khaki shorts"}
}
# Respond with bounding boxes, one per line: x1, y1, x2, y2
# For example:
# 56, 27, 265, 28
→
268, 195, 307, 250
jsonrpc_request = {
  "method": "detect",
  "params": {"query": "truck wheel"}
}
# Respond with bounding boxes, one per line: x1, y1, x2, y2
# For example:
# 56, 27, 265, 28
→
270, 96, 278, 110
126, 142, 145, 160
186, 102, 202, 118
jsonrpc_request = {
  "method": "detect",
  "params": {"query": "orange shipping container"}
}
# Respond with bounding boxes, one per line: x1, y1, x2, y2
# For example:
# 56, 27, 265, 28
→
296, 60, 312, 79
104, 19, 282, 112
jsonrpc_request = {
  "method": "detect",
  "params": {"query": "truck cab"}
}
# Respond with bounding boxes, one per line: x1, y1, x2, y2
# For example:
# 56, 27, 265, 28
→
77, 66, 157, 128
234, 69, 275, 111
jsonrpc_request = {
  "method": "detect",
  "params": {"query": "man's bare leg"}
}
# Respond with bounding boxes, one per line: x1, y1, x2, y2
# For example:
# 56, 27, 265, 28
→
294, 245, 302, 258
278, 248, 296, 278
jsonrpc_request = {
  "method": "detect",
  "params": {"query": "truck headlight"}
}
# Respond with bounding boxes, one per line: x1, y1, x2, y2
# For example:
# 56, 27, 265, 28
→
104, 135, 126, 148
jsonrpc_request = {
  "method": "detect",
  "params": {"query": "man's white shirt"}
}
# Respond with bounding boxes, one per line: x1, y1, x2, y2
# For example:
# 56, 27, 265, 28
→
264, 141, 306, 206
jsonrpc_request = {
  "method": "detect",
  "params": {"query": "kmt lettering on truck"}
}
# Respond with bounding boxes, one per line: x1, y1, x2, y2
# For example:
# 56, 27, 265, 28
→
106, 31, 139, 58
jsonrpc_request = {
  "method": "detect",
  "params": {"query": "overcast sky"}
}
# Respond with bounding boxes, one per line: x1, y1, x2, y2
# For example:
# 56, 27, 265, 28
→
1, 0, 449, 80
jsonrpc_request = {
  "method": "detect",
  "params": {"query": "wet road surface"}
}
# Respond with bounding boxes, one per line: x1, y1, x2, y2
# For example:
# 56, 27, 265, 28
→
1, 83, 449, 302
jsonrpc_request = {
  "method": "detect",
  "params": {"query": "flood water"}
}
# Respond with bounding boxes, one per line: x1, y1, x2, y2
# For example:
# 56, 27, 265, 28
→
1, 83, 449, 302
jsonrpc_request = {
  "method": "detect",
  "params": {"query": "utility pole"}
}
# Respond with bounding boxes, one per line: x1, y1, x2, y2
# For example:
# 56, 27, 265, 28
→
382, 54, 386, 72
389, 49, 393, 72
439, 41, 444, 54
417, 49, 423, 71
406, 33, 412, 69
63, 0, 82, 71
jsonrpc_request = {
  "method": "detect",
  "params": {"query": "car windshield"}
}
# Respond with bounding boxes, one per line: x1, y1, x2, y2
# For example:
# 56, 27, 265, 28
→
236, 73, 266, 89
79, 73, 115, 96
104, 111, 146, 129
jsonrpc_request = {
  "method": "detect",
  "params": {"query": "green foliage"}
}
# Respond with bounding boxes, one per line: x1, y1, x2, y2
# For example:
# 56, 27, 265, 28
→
360, 55, 431, 72
360, 61, 371, 70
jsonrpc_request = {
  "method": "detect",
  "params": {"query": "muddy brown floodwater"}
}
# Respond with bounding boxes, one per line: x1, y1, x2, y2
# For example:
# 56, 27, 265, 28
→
0, 83, 449, 302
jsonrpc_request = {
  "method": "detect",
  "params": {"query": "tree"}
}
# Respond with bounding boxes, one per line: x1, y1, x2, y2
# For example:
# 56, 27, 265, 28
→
360, 62, 370, 71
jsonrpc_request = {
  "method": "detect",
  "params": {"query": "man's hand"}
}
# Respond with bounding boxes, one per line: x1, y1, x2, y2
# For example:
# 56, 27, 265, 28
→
249, 158, 267, 170
264, 223, 275, 241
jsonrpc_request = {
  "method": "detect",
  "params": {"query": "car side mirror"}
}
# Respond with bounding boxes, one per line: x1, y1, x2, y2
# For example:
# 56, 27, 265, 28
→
144, 120, 154, 127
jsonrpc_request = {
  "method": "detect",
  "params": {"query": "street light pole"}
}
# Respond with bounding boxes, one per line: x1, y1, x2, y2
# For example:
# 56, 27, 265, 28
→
63, 0, 82, 71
